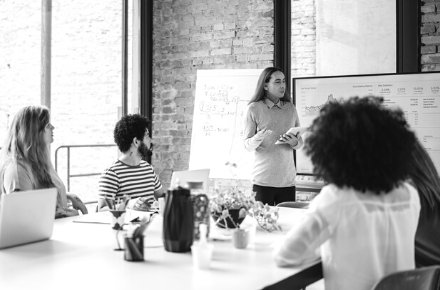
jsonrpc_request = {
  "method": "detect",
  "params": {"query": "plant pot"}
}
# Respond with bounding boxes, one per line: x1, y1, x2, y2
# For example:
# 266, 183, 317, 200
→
212, 208, 245, 229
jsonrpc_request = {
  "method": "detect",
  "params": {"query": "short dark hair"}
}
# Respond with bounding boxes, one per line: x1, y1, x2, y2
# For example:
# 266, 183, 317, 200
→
304, 96, 416, 194
114, 114, 150, 153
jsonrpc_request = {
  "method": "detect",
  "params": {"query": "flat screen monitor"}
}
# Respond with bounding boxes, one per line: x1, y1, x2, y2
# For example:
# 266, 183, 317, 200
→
292, 72, 440, 175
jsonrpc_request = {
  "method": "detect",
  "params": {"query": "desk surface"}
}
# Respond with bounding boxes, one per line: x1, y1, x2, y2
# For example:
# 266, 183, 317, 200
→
0, 207, 319, 290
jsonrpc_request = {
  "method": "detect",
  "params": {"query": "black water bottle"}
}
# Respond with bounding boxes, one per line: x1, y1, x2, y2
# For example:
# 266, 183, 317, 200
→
163, 186, 194, 252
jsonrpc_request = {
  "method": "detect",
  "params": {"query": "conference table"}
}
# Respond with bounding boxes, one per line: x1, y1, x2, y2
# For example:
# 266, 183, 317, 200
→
0, 207, 322, 290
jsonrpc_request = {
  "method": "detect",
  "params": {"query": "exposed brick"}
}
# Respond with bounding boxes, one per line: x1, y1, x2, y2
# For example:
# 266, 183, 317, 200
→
421, 24, 436, 34
422, 14, 440, 23
213, 23, 224, 31
421, 4, 436, 13
421, 53, 440, 64
421, 46, 437, 54
189, 50, 210, 57
233, 39, 243, 46
422, 64, 440, 71
213, 31, 236, 39
422, 35, 440, 45
211, 48, 232, 55
250, 54, 273, 61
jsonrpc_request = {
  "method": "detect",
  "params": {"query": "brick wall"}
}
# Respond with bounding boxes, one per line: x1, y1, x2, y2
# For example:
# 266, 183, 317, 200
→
421, 0, 440, 71
151, 0, 275, 190
291, 0, 316, 77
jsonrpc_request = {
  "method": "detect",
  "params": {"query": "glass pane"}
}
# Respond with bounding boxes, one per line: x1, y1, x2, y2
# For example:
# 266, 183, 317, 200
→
291, 0, 396, 78
290, 0, 397, 193
0, 2, 41, 144
51, 0, 133, 202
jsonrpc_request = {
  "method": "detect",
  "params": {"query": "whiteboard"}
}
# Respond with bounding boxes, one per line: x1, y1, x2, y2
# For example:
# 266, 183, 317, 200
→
189, 69, 263, 179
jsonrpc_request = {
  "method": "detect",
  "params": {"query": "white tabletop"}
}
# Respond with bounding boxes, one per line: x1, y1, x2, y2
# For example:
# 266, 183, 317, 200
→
0, 207, 319, 290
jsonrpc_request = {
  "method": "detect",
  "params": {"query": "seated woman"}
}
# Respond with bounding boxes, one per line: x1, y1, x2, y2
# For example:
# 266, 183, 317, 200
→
0, 106, 88, 218
408, 140, 440, 267
272, 97, 420, 290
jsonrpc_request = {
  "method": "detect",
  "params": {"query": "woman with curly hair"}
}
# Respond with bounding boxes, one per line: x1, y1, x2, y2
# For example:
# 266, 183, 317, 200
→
273, 97, 420, 290
0, 106, 87, 218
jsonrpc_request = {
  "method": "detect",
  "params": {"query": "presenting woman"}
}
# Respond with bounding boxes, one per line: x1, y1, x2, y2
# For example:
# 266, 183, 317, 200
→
0, 106, 87, 218
243, 67, 303, 205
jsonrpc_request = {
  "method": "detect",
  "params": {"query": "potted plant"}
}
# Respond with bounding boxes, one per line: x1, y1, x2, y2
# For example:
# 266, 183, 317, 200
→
252, 202, 282, 232
210, 188, 257, 229
210, 188, 281, 231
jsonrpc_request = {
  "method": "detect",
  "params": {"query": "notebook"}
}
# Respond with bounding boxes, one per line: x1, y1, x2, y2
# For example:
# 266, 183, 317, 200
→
170, 169, 210, 193
0, 188, 57, 249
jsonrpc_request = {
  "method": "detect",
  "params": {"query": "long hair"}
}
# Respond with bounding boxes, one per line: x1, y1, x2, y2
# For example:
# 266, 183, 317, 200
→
409, 140, 440, 216
0, 106, 55, 189
304, 96, 417, 194
248, 67, 290, 104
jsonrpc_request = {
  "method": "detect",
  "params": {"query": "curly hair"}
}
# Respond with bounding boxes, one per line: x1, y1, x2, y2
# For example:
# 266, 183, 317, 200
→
114, 114, 150, 153
304, 96, 416, 194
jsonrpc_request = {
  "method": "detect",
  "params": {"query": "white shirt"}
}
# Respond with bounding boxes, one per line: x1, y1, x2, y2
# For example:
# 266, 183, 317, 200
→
273, 183, 420, 290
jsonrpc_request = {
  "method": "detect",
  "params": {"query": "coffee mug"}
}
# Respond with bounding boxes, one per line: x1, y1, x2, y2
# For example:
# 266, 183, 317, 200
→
232, 228, 250, 249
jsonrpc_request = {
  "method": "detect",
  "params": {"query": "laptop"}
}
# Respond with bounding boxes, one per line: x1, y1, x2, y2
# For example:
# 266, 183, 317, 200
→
0, 188, 57, 249
170, 169, 210, 193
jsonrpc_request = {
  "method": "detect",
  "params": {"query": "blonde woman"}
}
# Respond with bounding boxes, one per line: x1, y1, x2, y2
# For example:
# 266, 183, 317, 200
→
0, 106, 87, 218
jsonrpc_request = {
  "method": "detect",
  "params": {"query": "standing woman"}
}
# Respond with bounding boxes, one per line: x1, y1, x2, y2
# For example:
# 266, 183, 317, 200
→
0, 106, 87, 218
243, 67, 303, 205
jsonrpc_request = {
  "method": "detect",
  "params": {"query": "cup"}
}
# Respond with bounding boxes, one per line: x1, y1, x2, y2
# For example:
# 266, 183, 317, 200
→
124, 236, 144, 261
109, 210, 126, 230
232, 228, 250, 249
191, 243, 214, 269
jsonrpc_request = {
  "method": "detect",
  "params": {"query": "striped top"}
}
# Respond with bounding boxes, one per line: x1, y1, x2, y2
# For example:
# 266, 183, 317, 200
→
98, 160, 162, 205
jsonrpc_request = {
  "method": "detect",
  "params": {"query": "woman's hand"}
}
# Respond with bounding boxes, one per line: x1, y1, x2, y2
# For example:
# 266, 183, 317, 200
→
256, 128, 273, 139
63, 208, 80, 217
67, 193, 88, 214
278, 132, 299, 147
55, 207, 79, 219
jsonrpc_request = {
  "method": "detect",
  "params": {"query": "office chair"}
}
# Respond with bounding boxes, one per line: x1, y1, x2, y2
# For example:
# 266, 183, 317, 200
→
276, 201, 309, 209
373, 266, 440, 290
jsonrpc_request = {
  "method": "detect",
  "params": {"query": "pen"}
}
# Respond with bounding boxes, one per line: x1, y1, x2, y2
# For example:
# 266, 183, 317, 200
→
104, 199, 114, 210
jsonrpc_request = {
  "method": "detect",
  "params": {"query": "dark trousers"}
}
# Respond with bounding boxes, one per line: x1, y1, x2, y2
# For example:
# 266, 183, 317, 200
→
252, 184, 296, 206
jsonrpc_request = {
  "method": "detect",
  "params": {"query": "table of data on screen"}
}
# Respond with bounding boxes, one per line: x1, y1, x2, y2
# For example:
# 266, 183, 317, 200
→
293, 73, 440, 174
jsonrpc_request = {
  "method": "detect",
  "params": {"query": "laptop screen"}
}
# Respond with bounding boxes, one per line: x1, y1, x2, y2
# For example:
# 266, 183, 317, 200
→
170, 169, 210, 193
0, 188, 57, 249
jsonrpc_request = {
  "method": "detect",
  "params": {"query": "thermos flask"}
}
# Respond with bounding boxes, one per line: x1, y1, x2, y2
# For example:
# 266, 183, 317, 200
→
163, 186, 194, 252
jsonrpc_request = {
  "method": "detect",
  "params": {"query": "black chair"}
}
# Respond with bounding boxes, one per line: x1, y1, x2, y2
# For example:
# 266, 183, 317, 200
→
276, 201, 309, 209
373, 266, 440, 290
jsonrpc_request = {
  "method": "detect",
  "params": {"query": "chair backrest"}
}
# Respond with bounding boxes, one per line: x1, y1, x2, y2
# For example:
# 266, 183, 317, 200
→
373, 266, 440, 290
276, 201, 309, 209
